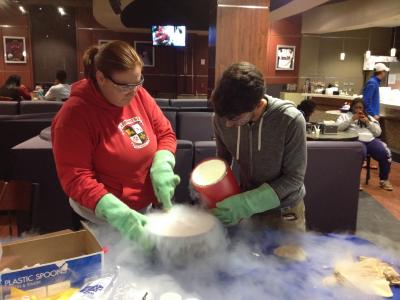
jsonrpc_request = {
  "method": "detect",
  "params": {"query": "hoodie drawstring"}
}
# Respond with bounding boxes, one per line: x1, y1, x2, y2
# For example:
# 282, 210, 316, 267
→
258, 117, 263, 151
236, 126, 241, 160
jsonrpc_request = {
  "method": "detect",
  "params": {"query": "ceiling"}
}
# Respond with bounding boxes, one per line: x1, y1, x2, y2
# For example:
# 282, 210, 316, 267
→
120, 0, 210, 31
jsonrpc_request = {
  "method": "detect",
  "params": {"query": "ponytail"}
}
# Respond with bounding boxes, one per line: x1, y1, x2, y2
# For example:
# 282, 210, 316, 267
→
82, 41, 143, 83
83, 45, 99, 80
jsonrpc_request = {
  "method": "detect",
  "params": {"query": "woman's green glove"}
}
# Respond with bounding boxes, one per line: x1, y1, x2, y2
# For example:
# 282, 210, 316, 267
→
212, 183, 280, 225
150, 150, 180, 210
95, 193, 154, 251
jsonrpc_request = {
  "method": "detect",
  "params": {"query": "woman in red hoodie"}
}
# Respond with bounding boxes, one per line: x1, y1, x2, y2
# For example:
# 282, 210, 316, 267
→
51, 41, 179, 249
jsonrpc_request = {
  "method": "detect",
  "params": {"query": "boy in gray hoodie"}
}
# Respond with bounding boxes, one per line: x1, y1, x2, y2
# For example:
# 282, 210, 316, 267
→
211, 62, 307, 231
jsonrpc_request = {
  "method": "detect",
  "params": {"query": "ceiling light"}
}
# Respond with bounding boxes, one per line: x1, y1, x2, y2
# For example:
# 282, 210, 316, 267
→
58, 7, 66, 16
18, 5, 26, 14
390, 28, 397, 57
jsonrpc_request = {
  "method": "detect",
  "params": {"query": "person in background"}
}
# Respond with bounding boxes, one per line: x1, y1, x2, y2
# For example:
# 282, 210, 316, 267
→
363, 63, 390, 120
0, 74, 31, 101
44, 70, 71, 101
297, 99, 316, 122
336, 98, 393, 191
51, 41, 180, 249
211, 62, 307, 231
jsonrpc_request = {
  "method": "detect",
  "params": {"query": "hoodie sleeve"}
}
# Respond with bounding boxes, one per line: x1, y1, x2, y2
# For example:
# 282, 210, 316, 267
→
336, 112, 353, 131
213, 115, 233, 166
140, 88, 177, 154
367, 116, 382, 137
268, 114, 307, 202
51, 106, 108, 210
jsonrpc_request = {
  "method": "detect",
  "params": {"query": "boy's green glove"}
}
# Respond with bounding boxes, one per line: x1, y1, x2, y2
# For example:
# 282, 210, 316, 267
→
212, 183, 280, 226
150, 150, 180, 210
95, 193, 154, 251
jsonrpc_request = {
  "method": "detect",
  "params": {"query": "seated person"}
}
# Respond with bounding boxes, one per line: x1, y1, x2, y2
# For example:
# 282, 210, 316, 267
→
297, 99, 316, 122
0, 74, 31, 101
44, 70, 71, 101
336, 98, 393, 191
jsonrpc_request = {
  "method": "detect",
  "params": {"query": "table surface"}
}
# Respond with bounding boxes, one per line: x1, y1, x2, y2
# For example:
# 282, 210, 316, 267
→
307, 131, 359, 141
325, 110, 342, 115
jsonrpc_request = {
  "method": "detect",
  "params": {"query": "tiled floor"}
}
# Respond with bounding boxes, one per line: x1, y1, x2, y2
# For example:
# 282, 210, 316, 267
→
360, 160, 400, 220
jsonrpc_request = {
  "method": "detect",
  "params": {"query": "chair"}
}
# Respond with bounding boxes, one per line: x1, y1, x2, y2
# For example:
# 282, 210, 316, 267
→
365, 154, 371, 185
0, 180, 38, 236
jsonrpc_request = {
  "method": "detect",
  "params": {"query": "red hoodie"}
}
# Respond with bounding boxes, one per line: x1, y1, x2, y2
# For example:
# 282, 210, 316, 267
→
51, 79, 176, 211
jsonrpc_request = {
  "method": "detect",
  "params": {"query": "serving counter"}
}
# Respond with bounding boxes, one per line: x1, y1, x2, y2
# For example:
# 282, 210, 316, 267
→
280, 92, 400, 158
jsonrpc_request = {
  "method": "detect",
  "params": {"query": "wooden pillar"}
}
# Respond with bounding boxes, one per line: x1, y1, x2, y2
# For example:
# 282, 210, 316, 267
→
208, 0, 269, 93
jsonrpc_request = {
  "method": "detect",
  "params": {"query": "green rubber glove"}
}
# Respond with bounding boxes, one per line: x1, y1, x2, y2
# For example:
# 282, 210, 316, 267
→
212, 183, 280, 226
150, 150, 180, 210
95, 193, 154, 251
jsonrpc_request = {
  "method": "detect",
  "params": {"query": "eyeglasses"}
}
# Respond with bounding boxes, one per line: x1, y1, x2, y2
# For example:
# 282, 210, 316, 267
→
106, 74, 144, 92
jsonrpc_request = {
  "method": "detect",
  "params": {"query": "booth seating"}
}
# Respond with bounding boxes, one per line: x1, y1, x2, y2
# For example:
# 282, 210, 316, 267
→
154, 98, 209, 108
0, 113, 55, 179
155, 98, 170, 107
19, 100, 63, 114
0, 101, 19, 115
193, 140, 364, 233
304, 141, 363, 233
169, 98, 208, 108
177, 111, 214, 142
11, 124, 364, 234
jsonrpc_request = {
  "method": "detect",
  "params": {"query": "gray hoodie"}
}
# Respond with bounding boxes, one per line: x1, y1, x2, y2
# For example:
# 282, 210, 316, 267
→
213, 95, 306, 208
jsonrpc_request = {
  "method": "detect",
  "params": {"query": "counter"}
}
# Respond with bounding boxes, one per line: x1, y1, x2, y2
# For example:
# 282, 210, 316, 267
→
280, 92, 400, 158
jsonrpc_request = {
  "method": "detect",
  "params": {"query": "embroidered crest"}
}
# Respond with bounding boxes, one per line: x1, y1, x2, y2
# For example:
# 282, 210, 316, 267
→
119, 117, 150, 149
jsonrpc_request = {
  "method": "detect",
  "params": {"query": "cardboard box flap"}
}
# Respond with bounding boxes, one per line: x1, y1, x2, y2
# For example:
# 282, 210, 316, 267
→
1, 230, 102, 271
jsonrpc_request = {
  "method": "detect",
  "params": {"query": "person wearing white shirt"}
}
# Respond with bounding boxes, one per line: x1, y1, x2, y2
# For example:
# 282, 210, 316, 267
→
336, 98, 393, 191
44, 70, 71, 102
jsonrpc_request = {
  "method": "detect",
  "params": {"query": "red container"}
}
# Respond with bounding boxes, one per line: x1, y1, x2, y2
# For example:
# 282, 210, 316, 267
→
190, 158, 240, 208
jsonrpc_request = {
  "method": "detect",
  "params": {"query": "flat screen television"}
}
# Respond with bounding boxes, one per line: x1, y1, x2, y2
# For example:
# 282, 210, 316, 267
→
152, 25, 186, 47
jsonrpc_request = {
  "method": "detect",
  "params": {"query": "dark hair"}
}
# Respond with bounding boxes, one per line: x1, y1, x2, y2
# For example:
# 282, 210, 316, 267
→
374, 71, 384, 76
297, 99, 316, 121
56, 70, 67, 83
5, 75, 21, 88
211, 62, 265, 118
350, 97, 370, 127
350, 97, 366, 114
83, 40, 143, 81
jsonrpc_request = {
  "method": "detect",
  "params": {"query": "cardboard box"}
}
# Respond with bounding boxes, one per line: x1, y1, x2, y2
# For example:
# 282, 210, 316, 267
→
0, 230, 103, 299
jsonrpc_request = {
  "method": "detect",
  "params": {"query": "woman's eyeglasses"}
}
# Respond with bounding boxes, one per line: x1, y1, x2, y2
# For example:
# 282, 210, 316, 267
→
107, 74, 144, 92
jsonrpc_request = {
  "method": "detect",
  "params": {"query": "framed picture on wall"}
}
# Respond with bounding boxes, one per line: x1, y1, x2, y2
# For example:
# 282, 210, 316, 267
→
98, 40, 115, 46
276, 45, 295, 70
3, 36, 27, 64
134, 41, 155, 67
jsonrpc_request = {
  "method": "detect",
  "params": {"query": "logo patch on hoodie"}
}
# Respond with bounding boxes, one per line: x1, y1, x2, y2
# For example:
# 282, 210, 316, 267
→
118, 117, 150, 149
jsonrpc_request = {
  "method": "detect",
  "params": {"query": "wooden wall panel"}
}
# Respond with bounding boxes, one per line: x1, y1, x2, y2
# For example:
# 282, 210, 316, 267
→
266, 15, 302, 84
215, 0, 269, 82
75, 8, 208, 97
0, 7, 33, 89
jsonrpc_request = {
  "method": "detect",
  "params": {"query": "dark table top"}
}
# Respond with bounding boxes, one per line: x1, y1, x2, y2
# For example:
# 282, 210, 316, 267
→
307, 131, 359, 141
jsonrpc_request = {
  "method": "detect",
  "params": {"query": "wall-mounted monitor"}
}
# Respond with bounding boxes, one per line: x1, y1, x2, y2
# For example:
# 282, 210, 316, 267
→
151, 25, 186, 47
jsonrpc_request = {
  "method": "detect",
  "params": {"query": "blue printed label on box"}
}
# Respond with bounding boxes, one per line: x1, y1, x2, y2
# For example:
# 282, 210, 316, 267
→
0, 252, 102, 298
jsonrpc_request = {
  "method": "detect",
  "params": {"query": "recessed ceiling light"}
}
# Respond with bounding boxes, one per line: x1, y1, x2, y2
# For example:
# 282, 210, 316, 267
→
58, 7, 66, 16
18, 5, 27, 14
